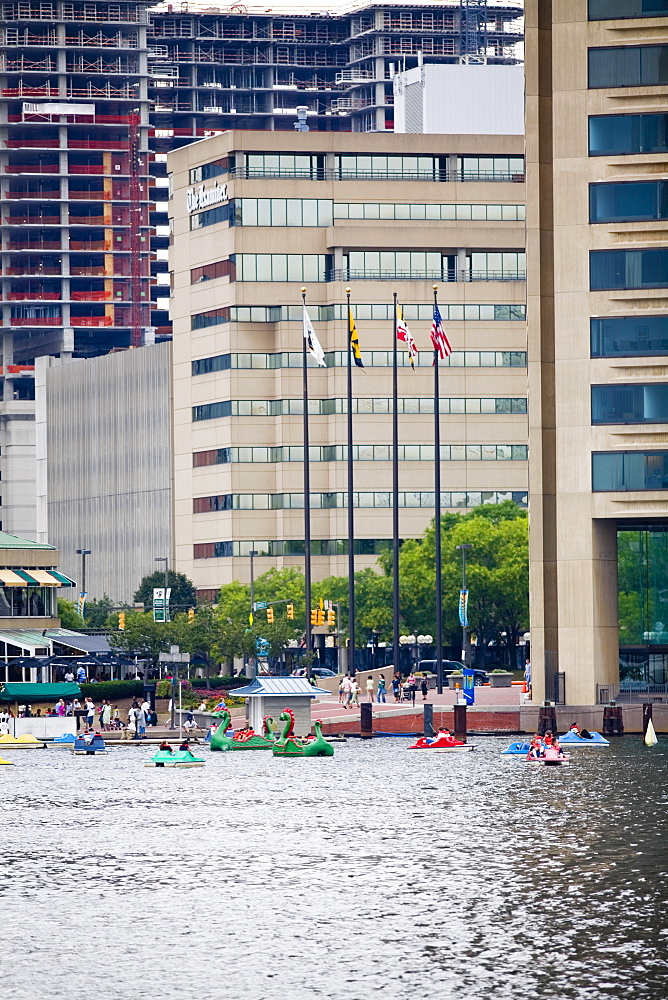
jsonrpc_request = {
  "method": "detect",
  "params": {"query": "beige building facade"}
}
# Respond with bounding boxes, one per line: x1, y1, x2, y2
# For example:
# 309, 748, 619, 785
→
527, 1, 668, 705
168, 131, 528, 598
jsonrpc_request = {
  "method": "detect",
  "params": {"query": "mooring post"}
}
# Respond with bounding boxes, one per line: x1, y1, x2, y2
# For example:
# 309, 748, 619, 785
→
360, 702, 373, 739
642, 703, 653, 739
423, 702, 434, 737
603, 702, 624, 736
538, 701, 557, 737
453, 702, 467, 742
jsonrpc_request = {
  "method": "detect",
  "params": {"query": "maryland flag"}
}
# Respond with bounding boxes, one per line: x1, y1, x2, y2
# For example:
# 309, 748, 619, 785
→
349, 308, 364, 369
396, 304, 418, 370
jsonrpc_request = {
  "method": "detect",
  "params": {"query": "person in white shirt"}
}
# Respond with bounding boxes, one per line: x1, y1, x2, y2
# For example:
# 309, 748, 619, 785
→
365, 675, 374, 702
64, 670, 75, 683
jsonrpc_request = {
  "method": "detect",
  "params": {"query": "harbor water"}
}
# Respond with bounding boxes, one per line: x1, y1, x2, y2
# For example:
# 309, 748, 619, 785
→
2, 737, 667, 999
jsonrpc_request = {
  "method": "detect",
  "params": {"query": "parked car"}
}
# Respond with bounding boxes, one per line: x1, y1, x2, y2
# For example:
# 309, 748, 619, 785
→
291, 667, 338, 678
418, 660, 488, 686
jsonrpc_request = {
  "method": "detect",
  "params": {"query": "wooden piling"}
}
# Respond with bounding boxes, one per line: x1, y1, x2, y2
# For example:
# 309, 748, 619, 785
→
423, 703, 434, 737
453, 703, 467, 742
602, 703, 624, 736
360, 702, 373, 739
538, 702, 557, 737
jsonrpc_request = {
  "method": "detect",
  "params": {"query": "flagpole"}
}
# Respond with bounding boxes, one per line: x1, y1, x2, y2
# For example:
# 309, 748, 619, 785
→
392, 290, 400, 682
301, 287, 312, 675
346, 287, 356, 677
433, 285, 444, 694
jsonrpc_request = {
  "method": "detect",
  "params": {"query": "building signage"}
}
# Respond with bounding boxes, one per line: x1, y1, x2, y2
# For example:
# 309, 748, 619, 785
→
186, 181, 228, 213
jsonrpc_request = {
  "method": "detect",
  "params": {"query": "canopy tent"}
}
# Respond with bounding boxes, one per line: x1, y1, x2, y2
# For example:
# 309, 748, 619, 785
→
0, 681, 81, 703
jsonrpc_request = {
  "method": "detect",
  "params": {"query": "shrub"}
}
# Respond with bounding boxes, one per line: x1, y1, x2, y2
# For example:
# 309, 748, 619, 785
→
80, 680, 144, 702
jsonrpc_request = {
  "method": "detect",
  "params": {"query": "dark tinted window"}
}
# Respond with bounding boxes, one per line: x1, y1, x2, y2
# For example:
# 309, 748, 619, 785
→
590, 181, 668, 221
591, 316, 668, 357
590, 249, 668, 290
589, 45, 668, 88
589, 113, 668, 155
192, 354, 231, 375
192, 401, 232, 422
590, 0, 668, 17
592, 383, 668, 423
593, 452, 668, 491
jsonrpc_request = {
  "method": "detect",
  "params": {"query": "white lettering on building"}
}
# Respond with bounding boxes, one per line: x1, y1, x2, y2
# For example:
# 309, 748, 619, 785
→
186, 181, 228, 213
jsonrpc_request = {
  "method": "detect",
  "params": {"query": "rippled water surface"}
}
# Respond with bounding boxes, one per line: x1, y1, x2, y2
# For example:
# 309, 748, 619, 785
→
2, 737, 667, 1000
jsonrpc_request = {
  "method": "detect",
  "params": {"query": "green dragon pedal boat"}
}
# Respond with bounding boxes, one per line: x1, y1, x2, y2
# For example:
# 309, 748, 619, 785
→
145, 746, 205, 767
273, 711, 334, 758
209, 710, 275, 751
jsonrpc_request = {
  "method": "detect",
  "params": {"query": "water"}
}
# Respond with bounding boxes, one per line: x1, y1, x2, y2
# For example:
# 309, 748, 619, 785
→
2, 737, 667, 1000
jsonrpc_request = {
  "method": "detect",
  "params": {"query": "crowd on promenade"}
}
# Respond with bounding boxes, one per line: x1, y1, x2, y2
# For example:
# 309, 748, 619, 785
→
338, 671, 431, 709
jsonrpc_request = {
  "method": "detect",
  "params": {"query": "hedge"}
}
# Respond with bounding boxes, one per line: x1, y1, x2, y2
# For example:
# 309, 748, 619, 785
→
80, 680, 144, 701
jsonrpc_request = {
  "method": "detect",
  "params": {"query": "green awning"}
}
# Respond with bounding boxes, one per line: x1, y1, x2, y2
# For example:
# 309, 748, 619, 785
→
48, 570, 76, 587
14, 570, 39, 585
0, 682, 81, 703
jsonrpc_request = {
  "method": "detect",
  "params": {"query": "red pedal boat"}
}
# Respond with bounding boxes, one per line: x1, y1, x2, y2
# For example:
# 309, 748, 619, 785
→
408, 734, 477, 752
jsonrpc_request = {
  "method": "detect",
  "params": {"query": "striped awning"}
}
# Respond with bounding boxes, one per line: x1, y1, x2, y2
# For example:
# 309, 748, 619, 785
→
1, 569, 75, 587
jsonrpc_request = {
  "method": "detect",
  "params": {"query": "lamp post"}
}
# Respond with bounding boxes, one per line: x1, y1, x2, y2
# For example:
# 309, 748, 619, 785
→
248, 547, 258, 677
75, 548, 91, 618
456, 543, 472, 666
399, 633, 415, 673
416, 634, 433, 673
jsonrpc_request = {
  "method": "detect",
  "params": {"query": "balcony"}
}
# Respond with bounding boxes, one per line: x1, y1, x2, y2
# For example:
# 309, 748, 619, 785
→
70, 290, 111, 301
4, 190, 60, 199
4, 164, 59, 174
69, 190, 111, 201
10, 317, 61, 326
7, 293, 60, 300
68, 165, 105, 175
70, 216, 109, 226
70, 240, 111, 251
4, 139, 60, 149
7, 240, 61, 250
71, 316, 112, 327
6, 216, 60, 225
70, 266, 105, 276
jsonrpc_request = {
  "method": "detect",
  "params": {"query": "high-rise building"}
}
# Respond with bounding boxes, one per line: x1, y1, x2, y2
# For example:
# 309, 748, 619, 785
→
526, 0, 668, 706
169, 130, 527, 599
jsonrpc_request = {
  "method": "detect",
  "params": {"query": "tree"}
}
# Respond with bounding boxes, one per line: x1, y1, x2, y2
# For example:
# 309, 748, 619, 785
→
108, 611, 177, 669
58, 598, 84, 630
84, 594, 119, 629
133, 571, 197, 614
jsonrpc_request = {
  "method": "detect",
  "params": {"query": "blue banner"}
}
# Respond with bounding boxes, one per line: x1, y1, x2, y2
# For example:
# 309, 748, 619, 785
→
458, 589, 469, 627
462, 667, 475, 706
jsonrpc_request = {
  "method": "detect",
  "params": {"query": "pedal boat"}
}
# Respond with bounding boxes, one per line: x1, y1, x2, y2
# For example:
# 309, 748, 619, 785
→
525, 753, 571, 766
408, 735, 476, 752
558, 731, 609, 747
48, 733, 76, 749
501, 741, 532, 755
145, 748, 205, 768
0, 734, 44, 749
0, 756, 15, 765
71, 734, 108, 755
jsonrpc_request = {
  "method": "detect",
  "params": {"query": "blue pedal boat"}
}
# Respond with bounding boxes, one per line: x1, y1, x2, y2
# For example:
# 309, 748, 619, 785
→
71, 734, 108, 755
558, 731, 609, 747
501, 741, 532, 755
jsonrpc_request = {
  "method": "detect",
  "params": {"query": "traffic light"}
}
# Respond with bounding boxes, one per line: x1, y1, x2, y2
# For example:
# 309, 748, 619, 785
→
118, 611, 126, 630
286, 603, 294, 619
188, 607, 195, 623
310, 609, 318, 626
316, 608, 325, 626
327, 608, 336, 628
266, 606, 274, 623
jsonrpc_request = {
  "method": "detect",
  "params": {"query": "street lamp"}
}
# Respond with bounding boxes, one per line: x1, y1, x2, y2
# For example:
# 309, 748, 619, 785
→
75, 548, 91, 617
456, 543, 472, 667
248, 547, 258, 678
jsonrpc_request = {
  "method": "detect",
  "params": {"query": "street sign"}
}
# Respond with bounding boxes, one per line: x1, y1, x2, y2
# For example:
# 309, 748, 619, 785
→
254, 601, 268, 610
153, 587, 172, 623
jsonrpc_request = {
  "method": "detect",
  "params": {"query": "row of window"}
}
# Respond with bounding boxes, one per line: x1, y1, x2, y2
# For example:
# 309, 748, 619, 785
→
192, 396, 528, 422
591, 316, 668, 359
196, 537, 395, 559
189, 158, 230, 184
191, 350, 527, 375
590, 249, 668, 291
589, 45, 668, 90
236, 254, 329, 283
592, 384, 668, 424
228, 303, 526, 323
589, 113, 668, 156
589, 0, 668, 18
192, 444, 528, 467
190, 203, 231, 231
193, 489, 529, 513
232, 198, 525, 227
241, 153, 525, 182
590, 181, 668, 223
593, 451, 668, 492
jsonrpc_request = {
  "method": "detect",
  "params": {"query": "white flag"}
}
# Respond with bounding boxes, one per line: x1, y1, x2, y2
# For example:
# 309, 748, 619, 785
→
303, 304, 326, 367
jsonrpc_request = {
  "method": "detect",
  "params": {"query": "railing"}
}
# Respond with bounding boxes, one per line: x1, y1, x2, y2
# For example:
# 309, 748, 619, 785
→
70, 240, 111, 251
5, 140, 61, 149
71, 316, 112, 327
459, 171, 525, 183
4, 190, 60, 199
68, 166, 104, 175
69, 139, 129, 150
69, 191, 111, 200
597, 682, 668, 704
71, 290, 110, 301
70, 216, 108, 226
7, 292, 60, 300
4, 165, 59, 174
7, 216, 60, 224
71, 266, 105, 275
7, 240, 62, 250
327, 269, 526, 282
10, 316, 61, 326
6, 266, 61, 275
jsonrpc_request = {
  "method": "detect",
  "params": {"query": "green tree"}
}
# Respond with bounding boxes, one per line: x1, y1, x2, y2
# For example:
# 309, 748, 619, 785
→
133, 570, 197, 614
108, 611, 177, 669
57, 598, 84, 629
84, 594, 120, 629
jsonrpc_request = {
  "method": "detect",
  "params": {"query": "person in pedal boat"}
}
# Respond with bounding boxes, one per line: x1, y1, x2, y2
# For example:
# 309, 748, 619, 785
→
527, 735, 543, 759
430, 727, 455, 744
159, 741, 173, 753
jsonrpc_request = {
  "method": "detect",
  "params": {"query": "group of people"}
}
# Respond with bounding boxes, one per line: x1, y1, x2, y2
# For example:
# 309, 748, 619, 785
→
527, 731, 566, 760
338, 671, 433, 708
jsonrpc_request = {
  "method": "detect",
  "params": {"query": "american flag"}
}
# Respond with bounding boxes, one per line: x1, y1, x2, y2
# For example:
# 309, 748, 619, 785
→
430, 303, 452, 361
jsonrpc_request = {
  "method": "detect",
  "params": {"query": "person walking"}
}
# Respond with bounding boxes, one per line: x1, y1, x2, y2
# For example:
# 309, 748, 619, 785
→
420, 674, 429, 702
350, 677, 360, 706
407, 672, 417, 706
377, 673, 387, 703
365, 675, 374, 702
342, 674, 352, 709
392, 673, 401, 703
84, 696, 96, 730
338, 677, 346, 704
101, 700, 112, 731
137, 703, 147, 740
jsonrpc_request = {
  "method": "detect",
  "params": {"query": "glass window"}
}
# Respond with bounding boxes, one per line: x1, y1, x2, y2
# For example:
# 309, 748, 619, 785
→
590, 181, 668, 222
593, 451, 668, 490
591, 315, 668, 357
589, 113, 668, 155
592, 383, 668, 423
589, 45, 668, 89
589, 1, 668, 19
591, 249, 668, 290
